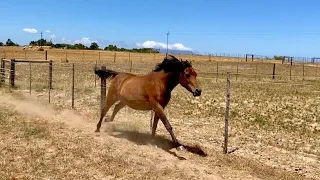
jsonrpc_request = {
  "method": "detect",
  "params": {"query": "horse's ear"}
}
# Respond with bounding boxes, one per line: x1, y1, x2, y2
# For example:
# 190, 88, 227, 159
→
186, 59, 192, 66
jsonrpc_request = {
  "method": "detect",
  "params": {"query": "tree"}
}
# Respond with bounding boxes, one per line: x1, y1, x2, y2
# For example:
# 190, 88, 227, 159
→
103, 44, 160, 53
6, 39, 19, 46
29, 41, 37, 46
0, 42, 3, 46
89, 42, 99, 50
74, 43, 87, 49
104, 44, 117, 51
274, 56, 284, 60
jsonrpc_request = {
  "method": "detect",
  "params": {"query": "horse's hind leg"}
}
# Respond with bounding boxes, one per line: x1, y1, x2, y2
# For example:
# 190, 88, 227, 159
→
107, 102, 126, 122
151, 114, 159, 136
95, 91, 118, 132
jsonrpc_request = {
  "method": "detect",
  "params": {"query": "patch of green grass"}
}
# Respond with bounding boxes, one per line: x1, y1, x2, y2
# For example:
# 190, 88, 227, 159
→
84, 87, 94, 94
33, 84, 47, 92
26, 128, 40, 136
23, 121, 50, 139
253, 115, 268, 127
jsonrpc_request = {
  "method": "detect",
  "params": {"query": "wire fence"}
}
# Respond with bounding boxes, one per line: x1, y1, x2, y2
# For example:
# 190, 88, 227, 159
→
1, 48, 320, 64
1, 58, 320, 108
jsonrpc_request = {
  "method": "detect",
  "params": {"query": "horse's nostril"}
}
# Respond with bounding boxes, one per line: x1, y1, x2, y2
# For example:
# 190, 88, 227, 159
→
194, 89, 201, 96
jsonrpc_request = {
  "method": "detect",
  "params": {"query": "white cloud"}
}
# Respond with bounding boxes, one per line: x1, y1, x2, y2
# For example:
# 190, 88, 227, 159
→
136, 40, 192, 51
74, 37, 97, 45
45, 30, 51, 33
60, 37, 72, 44
23, 28, 38, 34
50, 34, 56, 39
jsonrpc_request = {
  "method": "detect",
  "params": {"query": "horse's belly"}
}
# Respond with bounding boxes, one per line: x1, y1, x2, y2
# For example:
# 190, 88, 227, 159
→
122, 99, 151, 110
119, 87, 151, 110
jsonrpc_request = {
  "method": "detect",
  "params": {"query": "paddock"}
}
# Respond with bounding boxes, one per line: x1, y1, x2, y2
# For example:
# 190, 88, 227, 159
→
0, 56, 319, 179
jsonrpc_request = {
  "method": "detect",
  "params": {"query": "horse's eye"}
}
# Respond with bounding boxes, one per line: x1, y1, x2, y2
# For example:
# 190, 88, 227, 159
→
186, 74, 190, 78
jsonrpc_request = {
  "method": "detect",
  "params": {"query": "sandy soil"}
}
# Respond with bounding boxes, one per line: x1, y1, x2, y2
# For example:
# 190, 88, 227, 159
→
0, 90, 316, 180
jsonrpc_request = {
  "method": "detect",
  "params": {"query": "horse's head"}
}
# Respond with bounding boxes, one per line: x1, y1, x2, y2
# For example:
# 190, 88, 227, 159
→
179, 60, 202, 97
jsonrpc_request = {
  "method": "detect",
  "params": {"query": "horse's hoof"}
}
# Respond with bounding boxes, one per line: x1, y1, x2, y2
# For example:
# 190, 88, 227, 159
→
95, 129, 100, 133
176, 145, 184, 151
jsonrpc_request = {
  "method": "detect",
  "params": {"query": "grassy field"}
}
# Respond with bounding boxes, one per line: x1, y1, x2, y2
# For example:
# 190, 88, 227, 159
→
0, 45, 292, 63
1, 46, 320, 179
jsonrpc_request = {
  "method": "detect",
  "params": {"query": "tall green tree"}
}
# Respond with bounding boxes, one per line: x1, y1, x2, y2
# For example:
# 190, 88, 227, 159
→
104, 45, 117, 51
0, 42, 3, 46
89, 42, 99, 50
6, 39, 19, 46
74, 43, 87, 49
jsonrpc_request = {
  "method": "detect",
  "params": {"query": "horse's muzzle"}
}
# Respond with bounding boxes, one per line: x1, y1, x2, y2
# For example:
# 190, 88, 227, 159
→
193, 89, 202, 96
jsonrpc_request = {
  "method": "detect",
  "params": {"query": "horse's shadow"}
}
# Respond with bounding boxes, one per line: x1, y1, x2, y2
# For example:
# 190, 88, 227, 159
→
107, 128, 207, 160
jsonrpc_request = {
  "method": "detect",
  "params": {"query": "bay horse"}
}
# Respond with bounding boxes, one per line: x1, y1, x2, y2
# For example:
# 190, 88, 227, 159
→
94, 55, 202, 149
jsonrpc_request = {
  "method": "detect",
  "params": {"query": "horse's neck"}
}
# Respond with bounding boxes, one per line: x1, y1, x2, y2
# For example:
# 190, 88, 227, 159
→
162, 72, 179, 95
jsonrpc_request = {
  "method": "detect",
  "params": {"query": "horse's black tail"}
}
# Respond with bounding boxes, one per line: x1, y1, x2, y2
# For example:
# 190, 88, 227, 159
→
94, 68, 119, 80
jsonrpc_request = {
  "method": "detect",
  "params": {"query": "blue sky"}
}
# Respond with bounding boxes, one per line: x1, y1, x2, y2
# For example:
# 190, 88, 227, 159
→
1, 0, 320, 57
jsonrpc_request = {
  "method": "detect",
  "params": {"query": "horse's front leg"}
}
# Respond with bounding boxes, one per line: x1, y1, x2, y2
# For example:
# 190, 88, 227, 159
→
149, 97, 181, 148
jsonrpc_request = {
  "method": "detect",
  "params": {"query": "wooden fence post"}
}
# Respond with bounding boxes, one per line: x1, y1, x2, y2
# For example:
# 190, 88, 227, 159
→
49, 60, 53, 89
302, 64, 305, 80
236, 60, 239, 81
45, 50, 48, 60
224, 72, 231, 154
95, 60, 97, 88
29, 61, 32, 95
10, 59, 15, 88
72, 63, 75, 109
290, 64, 292, 80
129, 52, 131, 62
272, 63, 276, 79
0, 58, 5, 84
100, 66, 107, 113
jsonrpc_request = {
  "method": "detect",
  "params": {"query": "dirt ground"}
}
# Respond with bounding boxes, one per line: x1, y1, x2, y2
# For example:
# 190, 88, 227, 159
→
0, 90, 317, 180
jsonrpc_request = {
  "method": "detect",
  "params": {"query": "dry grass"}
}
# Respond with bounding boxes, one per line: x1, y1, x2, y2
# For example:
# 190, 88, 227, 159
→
1, 47, 320, 179
0, 46, 305, 64
0, 92, 313, 180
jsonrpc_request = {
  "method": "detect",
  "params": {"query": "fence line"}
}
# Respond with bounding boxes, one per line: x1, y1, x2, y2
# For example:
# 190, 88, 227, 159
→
1, 58, 320, 109
2, 48, 320, 64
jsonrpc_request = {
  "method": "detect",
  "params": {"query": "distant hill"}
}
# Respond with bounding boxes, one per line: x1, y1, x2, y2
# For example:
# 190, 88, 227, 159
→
157, 48, 194, 55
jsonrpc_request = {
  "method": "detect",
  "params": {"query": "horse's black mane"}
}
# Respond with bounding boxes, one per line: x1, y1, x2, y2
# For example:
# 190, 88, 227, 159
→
153, 54, 192, 73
